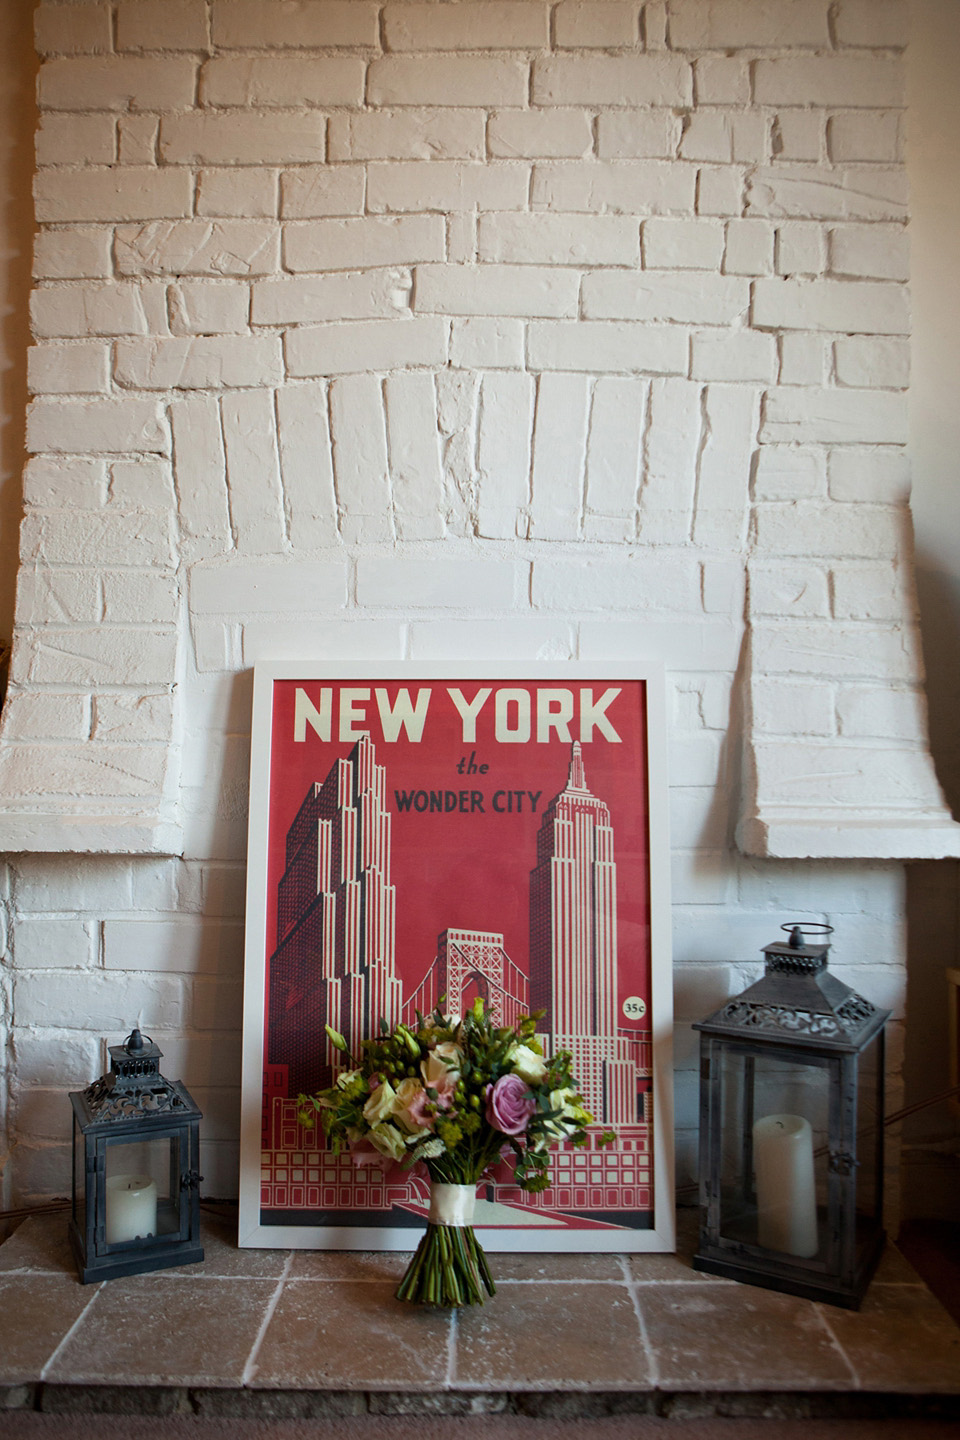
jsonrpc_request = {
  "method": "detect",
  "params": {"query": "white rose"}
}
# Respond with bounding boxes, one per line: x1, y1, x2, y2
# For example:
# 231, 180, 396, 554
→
368, 1123, 407, 1162
511, 1043, 547, 1085
363, 1079, 397, 1126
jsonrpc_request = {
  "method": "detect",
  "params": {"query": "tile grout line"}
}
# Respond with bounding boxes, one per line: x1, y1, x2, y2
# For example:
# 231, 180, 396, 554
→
619, 1254, 660, 1390
444, 1306, 458, 1389
39, 1281, 106, 1383
241, 1250, 294, 1388
812, 1302, 861, 1390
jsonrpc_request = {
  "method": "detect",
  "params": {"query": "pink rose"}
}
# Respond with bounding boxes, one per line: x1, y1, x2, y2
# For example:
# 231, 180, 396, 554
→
486, 1073, 535, 1136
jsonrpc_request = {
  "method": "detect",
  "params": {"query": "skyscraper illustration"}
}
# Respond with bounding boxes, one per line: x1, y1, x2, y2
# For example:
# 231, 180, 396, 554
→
267, 733, 401, 1100
529, 742, 639, 1127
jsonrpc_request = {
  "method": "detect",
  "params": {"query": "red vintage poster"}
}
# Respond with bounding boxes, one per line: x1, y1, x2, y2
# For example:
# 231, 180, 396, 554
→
239, 665, 674, 1252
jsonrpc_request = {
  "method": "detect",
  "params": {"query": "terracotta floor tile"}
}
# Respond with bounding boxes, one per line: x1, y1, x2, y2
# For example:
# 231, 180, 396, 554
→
44, 1275, 278, 1388
638, 1281, 854, 1391
455, 1280, 649, 1390
0, 1215, 76, 1275
289, 1248, 412, 1281
821, 1285, 960, 1391
871, 1240, 928, 1285
0, 1274, 97, 1384
250, 1279, 452, 1389
166, 1210, 288, 1278
491, 1250, 625, 1282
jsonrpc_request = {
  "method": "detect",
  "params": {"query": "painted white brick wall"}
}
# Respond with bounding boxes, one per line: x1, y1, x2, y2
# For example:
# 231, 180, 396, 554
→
2, 0, 949, 1218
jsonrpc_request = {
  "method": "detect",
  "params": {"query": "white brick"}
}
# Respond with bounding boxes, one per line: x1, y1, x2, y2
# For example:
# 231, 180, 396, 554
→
12, 969, 183, 1031
191, 617, 238, 672
527, 320, 687, 375
761, 387, 907, 444
828, 111, 902, 164
15, 568, 100, 625
490, 109, 594, 159
831, 560, 912, 620
368, 161, 528, 215
27, 342, 110, 396
753, 57, 904, 109
284, 216, 444, 272
169, 395, 231, 553
596, 110, 681, 160
753, 740, 938, 816
747, 165, 907, 221
476, 371, 534, 539
107, 457, 175, 508
828, 447, 910, 504
753, 278, 908, 335
753, 447, 825, 500
644, 0, 668, 48
751, 676, 835, 736
197, 168, 278, 219
286, 317, 448, 378
697, 164, 746, 217
20, 510, 174, 568
115, 335, 282, 390
693, 56, 749, 105
22, 456, 106, 509
639, 378, 701, 543
272, 387, 338, 550
828, 225, 908, 282
835, 336, 909, 390
117, 114, 159, 165
479, 212, 637, 266
749, 560, 831, 618
34, 167, 192, 224
691, 329, 775, 382
723, 219, 774, 276
771, 110, 823, 163
279, 167, 362, 221
103, 918, 243, 973
693, 384, 756, 547
383, 2, 548, 50
0, 693, 90, 743
169, 280, 250, 336
583, 377, 645, 538
243, 617, 402, 666
332, 109, 484, 164
555, 2, 638, 47
36, 113, 115, 166
529, 373, 590, 540
31, 281, 168, 338
15, 629, 176, 688
582, 269, 747, 325
836, 686, 927, 742
27, 397, 170, 454
33, 229, 113, 281
101, 570, 179, 623
669, 0, 830, 48
11, 1028, 100, 1087
643, 217, 723, 269
211, 0, 379, 48
416, 264, 578, 318
201, 56, 365, 108
117, 0, 210, 50
385, 373, 445, 540
754, 500, 900, 560
435, 369, 479, 534
116, 220, 279, 276
679, 110, 732, 163
11, 855, 134, 912
834, 0, 908, 48
35, 3, 113, 55
13, 917, 94, 969
531, 159, 695, 215
39, 56, 196, 110
750, 620, 916, 682
775, 222, 825, 277
533, 553, 700, 612
450, 318, 524, 370
253, 270, 412, 326
161, 113, 326, 166
532, 54, 691, 106
702, 557, 745, 618
221, 390, 285, 554
369, 56, 529, 108
329, 374, 391, 544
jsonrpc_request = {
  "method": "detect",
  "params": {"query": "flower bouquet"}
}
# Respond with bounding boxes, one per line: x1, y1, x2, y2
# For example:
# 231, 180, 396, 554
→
298, 998, 613, 1307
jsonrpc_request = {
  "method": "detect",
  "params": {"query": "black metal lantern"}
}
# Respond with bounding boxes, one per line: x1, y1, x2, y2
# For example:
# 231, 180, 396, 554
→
693, 923, 889, 1309
69, 1029, 204, 1283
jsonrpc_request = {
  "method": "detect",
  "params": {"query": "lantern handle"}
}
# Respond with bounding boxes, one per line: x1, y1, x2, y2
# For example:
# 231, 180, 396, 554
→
781, 922, 834, 948
123, 1028, 155, 1053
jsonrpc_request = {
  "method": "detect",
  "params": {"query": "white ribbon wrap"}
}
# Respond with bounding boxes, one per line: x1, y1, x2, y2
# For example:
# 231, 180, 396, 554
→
428, 1183, 476, 1228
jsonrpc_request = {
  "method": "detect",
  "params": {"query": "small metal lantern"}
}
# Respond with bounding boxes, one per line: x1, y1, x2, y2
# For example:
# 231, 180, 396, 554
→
693, 923, 889, 1309
69, 1029, 204, 1283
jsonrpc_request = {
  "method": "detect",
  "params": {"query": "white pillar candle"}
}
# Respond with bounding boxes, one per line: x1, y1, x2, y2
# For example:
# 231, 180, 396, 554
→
753, 1113, 819, 1258
105, 1173, 158, 1244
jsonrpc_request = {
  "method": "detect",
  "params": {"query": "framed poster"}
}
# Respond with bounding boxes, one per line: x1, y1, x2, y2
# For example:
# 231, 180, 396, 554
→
238, 663, 674, 1252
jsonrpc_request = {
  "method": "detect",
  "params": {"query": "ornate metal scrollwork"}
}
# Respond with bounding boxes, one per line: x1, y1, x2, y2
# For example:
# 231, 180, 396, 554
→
83, 1075, 185, 1123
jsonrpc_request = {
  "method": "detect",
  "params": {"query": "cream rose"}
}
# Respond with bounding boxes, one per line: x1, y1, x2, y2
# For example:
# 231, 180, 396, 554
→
363, 1078, 397, 1126
510, 1043, 547, 1085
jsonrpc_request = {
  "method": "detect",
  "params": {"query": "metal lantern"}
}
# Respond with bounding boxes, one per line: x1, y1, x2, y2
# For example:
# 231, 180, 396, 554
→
693, 923, 889, 1310
69, 1028, 204, 1283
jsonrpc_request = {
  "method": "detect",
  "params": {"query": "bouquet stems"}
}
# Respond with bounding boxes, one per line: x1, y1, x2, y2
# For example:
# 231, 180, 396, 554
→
396, 1219, 496, 1307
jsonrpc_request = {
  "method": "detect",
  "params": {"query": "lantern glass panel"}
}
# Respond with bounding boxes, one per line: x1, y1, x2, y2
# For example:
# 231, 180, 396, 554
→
103, 1134, 182, 1246
855, 1033, 882, 1239
72, 1113, 85, 1230
717, 1045, 831, 1262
